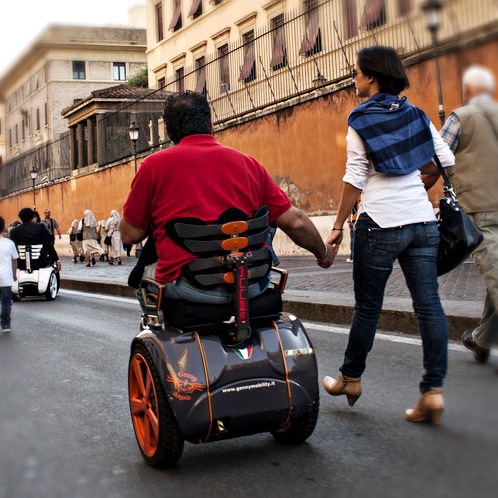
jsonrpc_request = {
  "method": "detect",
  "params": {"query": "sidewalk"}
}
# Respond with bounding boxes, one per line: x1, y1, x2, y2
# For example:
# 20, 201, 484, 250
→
59, 254, 484, 341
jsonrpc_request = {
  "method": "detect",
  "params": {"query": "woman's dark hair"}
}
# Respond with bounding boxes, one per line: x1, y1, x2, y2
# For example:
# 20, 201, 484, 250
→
162, 91, 212, 144
0, 217, 5, 233
357, 45, 410, 95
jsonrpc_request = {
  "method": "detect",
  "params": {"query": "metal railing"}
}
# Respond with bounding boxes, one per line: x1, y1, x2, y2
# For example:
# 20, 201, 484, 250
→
1, 0, 497, 198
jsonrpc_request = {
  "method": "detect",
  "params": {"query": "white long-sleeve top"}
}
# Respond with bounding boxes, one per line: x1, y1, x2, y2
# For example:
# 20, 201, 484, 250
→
343, 122, 455, 228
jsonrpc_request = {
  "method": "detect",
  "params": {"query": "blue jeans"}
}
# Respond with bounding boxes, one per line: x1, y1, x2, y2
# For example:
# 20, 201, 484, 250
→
1, 286, 12, 329
341, 214, 448, 393
163, 274, 270, 304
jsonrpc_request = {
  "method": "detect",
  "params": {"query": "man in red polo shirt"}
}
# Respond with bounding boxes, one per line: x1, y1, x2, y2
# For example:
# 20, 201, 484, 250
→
121, 92, 334, 303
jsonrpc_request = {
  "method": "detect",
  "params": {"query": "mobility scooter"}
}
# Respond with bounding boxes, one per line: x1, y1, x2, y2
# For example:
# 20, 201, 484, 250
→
128, 206, 319, 467
11, 244, 59, 301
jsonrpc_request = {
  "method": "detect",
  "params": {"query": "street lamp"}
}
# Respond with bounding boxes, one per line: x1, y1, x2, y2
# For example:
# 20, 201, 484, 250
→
422, 0, 445, 127
128, 122, 139, 175
30, 167, 38, 210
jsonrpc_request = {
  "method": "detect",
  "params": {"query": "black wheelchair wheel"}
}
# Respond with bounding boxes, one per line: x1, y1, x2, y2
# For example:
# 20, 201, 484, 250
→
128, 342, 184, 467
271, 394, 319, 445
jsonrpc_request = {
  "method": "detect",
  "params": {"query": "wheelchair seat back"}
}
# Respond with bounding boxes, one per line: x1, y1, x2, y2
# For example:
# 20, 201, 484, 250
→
16, 244, 44, 272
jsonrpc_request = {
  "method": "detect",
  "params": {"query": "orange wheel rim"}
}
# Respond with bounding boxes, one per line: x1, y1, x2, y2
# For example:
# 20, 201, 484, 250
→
129, 353, 160, 457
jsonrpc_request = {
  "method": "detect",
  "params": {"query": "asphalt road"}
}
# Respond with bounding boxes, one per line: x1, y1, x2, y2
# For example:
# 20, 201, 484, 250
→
0, 290, 497, 498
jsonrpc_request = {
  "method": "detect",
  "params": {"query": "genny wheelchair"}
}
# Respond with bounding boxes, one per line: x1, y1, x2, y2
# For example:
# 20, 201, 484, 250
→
11, 244, 59, 301
128, 206, 319, 467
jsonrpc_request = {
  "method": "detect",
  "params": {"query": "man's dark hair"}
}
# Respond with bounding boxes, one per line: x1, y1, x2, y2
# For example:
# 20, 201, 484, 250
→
0, 217, 5, 233
19, 207, 35, 223
357, 45, 410, 95
162, 91, 212, 144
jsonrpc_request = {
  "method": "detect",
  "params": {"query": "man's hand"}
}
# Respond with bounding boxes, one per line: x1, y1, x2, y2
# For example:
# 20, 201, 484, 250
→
316, 242, 336, 268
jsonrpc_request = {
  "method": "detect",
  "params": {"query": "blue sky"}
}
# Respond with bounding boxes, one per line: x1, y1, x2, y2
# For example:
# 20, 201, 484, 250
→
0, 0, 143, 78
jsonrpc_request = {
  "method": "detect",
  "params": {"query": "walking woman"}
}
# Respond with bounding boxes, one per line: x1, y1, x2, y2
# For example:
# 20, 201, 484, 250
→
105, 210, 124, 265
78, 210, 104, 267
97, 219, 110, 262
67, 219, 84, 263
323, 46, 455, 424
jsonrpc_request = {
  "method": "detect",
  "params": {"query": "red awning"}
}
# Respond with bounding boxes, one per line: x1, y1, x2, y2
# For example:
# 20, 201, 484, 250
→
195, 67, 206, 93
239, 42, 255, 80
299, 8, 319, 55
168, 3, 182, 31
188, 0, 202, 18
270, 28, 286, 68
359, 0, 384, 29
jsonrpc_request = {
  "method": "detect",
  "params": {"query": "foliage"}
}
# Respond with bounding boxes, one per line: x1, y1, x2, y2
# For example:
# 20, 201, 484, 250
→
127, 65, 148, 88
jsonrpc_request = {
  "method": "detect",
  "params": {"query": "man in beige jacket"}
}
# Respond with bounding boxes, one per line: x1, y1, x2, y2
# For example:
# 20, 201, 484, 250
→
440, 65, 498, 364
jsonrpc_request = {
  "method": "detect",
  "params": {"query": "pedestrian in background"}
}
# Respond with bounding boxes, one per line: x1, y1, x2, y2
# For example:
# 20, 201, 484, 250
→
105, 210, 124, 265
78, 210, 103, 267
8, 221, 21, 235
0, 216, 18, 333
41, 209, 61, 243
67, 219, 84, 263
322, 45, 454, 424
439, 65, 498, 364
97, 219, 110, 262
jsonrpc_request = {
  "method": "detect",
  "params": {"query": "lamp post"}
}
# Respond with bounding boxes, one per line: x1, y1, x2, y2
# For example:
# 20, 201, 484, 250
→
30, 167, 38, 211
422, 0, 445, 128
128, 122, 139, 175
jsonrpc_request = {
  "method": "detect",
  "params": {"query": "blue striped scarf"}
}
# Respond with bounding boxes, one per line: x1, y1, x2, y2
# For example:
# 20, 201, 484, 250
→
348, 93, 435, 175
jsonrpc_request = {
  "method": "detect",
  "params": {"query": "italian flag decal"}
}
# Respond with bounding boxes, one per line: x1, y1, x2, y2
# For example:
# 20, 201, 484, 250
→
233, 346, 253, 360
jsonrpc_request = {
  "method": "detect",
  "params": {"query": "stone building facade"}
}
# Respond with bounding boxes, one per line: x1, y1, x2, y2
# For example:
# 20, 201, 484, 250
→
0, 24, 147, 164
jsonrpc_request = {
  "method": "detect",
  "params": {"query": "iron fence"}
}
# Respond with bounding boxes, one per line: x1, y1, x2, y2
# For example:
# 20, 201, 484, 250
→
1, 0, 497, 197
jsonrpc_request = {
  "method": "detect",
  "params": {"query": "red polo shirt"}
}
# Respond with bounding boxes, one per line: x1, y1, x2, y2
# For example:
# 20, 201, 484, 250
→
123, 134, 291, 282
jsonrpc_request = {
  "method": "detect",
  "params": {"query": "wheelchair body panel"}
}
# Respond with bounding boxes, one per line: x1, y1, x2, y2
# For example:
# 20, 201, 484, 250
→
131, 312, 318, 444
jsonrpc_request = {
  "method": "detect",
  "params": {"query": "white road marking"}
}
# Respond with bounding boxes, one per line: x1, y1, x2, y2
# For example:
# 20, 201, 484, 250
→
59, 289, 139, 305
302, 321, 477, 354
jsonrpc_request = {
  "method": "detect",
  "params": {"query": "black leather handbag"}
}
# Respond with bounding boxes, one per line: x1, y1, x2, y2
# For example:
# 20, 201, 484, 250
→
433, 155, 483, 276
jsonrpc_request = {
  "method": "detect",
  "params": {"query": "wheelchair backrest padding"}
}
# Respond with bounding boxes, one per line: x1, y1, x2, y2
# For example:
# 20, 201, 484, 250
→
166, 206, 271, 288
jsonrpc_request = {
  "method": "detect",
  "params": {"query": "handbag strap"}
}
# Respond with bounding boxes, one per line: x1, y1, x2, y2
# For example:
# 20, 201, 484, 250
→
432, 154, 457, 202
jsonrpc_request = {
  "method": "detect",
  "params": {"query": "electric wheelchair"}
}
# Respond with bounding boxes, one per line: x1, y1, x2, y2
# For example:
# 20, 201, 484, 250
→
11, 244, 59, 301
128, 206, 319, 467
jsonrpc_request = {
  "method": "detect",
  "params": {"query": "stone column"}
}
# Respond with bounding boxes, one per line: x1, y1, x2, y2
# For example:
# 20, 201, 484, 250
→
96, 114, 107, 166
151, 117, 160, 147
77, 123, 85, 169
86, 117, 95, 165
69, 126, 78, 171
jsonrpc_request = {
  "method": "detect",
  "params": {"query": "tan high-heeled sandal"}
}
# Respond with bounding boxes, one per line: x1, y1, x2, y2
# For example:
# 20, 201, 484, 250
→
405, 388, 444, 425
323, 373, 362, 406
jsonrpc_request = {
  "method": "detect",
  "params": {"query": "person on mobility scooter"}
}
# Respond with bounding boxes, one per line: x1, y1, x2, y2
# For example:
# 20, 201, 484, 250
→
10, 207, 61, 301
120, 92, 336, 467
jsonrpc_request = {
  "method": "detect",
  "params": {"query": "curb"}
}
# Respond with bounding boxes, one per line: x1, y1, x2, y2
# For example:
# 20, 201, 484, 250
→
282, 297, 478, 342
61, 278, 478, 342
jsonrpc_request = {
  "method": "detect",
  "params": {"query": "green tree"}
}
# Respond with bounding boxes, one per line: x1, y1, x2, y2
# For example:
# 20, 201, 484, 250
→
127, 65, 148, 88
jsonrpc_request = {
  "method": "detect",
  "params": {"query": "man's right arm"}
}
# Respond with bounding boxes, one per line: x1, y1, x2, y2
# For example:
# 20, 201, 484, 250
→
120, 218, 148, 245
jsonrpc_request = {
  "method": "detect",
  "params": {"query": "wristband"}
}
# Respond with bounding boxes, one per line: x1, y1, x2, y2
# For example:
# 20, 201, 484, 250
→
331, 227, 344, 231
317, 244, 328, 261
